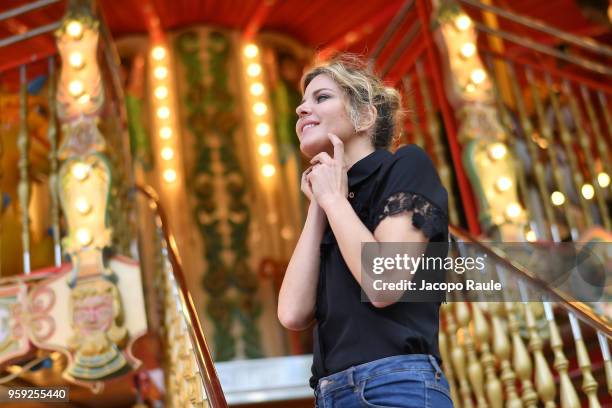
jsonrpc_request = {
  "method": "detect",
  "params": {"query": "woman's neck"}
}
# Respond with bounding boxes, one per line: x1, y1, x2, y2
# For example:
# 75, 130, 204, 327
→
342, 134, 376, 170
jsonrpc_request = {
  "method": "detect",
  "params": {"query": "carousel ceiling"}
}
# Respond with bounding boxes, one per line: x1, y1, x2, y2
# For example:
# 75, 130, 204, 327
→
0, 0, 610, 82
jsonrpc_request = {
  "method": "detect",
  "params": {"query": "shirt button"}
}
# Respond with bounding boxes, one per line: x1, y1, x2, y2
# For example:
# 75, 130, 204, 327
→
348, 192, 355, 199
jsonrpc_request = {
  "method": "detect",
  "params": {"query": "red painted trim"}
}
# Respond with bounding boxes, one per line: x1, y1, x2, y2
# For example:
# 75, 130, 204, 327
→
141, 0, 165, 43
318, 2, 401, 60
480, 47, 612, 95
386, 35, 427, 85
0, 48, 57, 74
415, 0, 481, 234
242, 0, 276, 41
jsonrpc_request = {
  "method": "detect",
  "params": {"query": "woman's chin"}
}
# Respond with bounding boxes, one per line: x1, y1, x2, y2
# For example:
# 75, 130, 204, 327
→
299, 137, 328, 159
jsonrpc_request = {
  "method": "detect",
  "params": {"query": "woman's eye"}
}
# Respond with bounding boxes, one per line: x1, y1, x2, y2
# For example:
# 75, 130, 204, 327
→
316, 94, 329, 103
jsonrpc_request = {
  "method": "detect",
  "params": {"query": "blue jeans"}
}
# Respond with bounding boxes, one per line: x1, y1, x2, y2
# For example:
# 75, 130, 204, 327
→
314, 354, 454, 408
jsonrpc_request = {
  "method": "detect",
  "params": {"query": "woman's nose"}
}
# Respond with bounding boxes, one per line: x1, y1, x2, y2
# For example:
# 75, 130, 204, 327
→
296, 103, 311, 117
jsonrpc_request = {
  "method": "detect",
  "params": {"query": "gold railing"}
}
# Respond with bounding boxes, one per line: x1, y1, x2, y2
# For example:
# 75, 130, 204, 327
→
444, 225, 611, 408
135, 185, 228, 408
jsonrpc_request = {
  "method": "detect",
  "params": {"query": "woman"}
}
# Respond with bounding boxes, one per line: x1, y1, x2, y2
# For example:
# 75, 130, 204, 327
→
277, 55, 452, 408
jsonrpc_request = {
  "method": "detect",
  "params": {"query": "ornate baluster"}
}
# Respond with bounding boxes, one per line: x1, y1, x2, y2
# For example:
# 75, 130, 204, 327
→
506, 63, 559, 241
577, 84, 611, 229
444, 303, 474, 408
596, 92, 612, 172
440, 305, 462, 407
47, 57, 61, 266
505, 301, 538, 407
489, 302, 522, 408
518, 283, 555, 408
596, 332, 611, 396
473, 302, 502, 408
18, 65, 31, 274
542, 301, 580, 408
580, 87, 612, 183
533, 72, 593, 230
455, 302, 487, 408
402, 74, 425, 148
525, 68, 580, 239
568, 313, 600, 408
415, 59, 460, 226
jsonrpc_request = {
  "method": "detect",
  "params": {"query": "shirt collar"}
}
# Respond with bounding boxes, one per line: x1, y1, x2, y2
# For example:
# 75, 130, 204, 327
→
347, 149, 391, 188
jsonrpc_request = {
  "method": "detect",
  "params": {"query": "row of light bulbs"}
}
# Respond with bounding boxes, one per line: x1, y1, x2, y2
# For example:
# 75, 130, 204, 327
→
150, 45, 178, 184
65, 20, 91, 104
453, 13, 487, 94
243, 43, 276, 178
71, 162, 93, 246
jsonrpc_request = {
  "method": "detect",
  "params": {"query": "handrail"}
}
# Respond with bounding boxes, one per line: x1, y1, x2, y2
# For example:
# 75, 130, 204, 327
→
457, 0, 612, 58
449, 224, 612, 339
135, 185, 228, 408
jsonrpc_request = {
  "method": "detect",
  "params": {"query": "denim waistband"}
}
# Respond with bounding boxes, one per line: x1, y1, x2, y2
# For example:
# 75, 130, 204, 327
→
315, 354, 442, 396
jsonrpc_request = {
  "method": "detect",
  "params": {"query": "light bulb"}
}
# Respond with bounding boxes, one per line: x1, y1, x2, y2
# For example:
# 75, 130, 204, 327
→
160, 127, 172, 139
256, 123, 270, 136
161, 147, 174, 161
253, 102, 267, 116
76, 228, 92, 245
258, 143, 272, 156
247, 63, 262, 77
68, 80, 84, 97
75, 197, 92, 214
551, 191, 565, 206
71, 163, 90, 181
460, 43, 476, 58
250, 83, 264, 96
154, 66, 168, 80
488, 143, 507, 160
581, 184, 594, 200
69, 52, 84, 69
471, 68, 487, 84
496, 177, 512, 192
598, 172, 610, 188
455, 14, 472, 31
157, 106, 170, 119
261, 164, 276, 177
244, 44, 259, 58
163, 169, 177, 183
525, 230, 536, 242
154, 86, 168, 100
66, 21, 83, 38
152, 46, 166, 61
505, 203, 521, 218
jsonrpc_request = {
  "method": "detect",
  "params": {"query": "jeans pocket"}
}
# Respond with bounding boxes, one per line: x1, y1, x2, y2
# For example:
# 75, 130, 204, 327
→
425, 377, 454, 408
359, 370, 426, 408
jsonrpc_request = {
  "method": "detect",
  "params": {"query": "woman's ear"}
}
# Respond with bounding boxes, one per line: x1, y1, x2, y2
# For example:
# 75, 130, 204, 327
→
357, 105, 377, 133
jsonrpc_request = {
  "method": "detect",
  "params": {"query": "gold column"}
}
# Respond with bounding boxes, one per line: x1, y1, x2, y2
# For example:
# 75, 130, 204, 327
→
18, 65, 31, 274
455, 302, 487, 408
568, 313, 601, 408
473, 302, 502, 408
490, 302, 522, 408
444, 303, 475, 408
596, 332, 612, 396
439, 317, 461, 407
47, 57, 62, 267
505, 301, 538, 407
542, 302, 580, 408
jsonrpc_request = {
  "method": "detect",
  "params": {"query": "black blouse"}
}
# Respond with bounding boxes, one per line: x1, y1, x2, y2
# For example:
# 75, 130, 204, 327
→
310, 144, 449, 388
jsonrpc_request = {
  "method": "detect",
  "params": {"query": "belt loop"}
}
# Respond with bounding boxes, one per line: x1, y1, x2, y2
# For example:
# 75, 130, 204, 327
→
429, 355, 442, 381
347, 366, 356, 388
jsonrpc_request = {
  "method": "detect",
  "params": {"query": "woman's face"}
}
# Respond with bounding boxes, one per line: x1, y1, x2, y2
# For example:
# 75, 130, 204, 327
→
295, 74, 355, 158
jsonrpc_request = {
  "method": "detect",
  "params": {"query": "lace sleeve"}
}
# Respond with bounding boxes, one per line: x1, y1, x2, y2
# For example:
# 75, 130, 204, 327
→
377, 192, 447, 239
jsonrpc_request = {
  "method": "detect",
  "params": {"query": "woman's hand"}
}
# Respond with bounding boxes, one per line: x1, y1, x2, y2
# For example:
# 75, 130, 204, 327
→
307, 133, 348, 211
301, 166, 316, 201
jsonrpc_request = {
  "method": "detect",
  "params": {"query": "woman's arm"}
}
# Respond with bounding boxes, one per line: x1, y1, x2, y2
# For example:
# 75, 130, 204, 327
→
277, 200, 327, 331
321, 197, 427, 308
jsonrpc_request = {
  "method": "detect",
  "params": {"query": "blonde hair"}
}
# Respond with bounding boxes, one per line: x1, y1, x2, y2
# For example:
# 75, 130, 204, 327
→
302, 54, 402, 148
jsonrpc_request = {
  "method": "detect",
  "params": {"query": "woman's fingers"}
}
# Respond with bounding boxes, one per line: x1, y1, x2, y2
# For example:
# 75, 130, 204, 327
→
327, 133, 344, 166
310, 152, 334, 166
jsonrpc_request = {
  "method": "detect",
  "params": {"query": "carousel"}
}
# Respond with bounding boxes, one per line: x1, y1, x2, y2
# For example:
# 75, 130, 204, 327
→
0, 0, 611, 407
